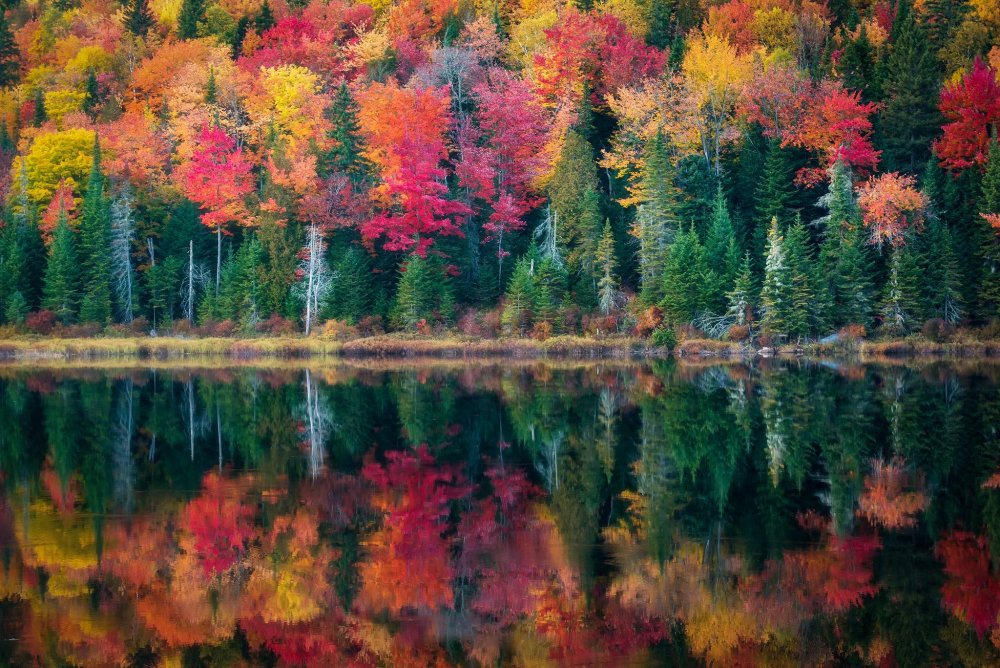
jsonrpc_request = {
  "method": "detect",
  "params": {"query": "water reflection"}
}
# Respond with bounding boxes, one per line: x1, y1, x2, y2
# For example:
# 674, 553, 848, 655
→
0, 360, 998, 666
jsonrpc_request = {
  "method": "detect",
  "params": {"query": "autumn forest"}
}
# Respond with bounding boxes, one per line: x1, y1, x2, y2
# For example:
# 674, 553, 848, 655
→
0, 0, 997, 343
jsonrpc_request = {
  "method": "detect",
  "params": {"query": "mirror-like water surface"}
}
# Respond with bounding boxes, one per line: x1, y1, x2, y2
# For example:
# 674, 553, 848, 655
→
1, 360, 999, 667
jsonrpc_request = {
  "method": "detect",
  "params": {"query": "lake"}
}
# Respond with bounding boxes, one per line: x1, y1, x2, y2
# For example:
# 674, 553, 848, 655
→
0, 359, 998, 667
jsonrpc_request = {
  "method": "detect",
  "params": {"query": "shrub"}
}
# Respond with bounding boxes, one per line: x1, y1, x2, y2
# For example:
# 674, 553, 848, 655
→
256, 314, 297, 336
558, 305, 582, 334
57, 323, 101, 338
479, 307, 502, 339
727, 324, 750, 342
531, 320, 553, 341
921, 318, 954, 343
128, 316, 150, 334
197, 319, 237, 337
583, 313, 620, 338
651, 327, 677, 350
839, 324, 867, 341
25, 310, 57, 335
356, 315, 385, 336
633, 305, 663, 337
320, 319, 359, 340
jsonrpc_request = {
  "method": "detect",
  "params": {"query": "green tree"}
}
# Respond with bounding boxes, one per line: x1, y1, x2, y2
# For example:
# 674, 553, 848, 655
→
661, 226, 711, 325
549, 130, 602, 295
727, 253, 757, 327
231, 16, 251, 58
837, 224, 875, 327
633, 130, 680, 303
760, 217, 791, 337
595, 220, 617, 315
704, 184, 740, 309
255, 0, 275, 35
920, 216, 964, 323
391, 254, 454, 329
0, 11, 21, 88
204, 67, 217, 105
43, 210, 78, 324
326, 246, 373, 323
32, 88, 46, 127
502, 254, 536, 335
177, 0, 205, 39
322, 82, 366, 179
753, 141, 795, 265
978, 140, 1000, 320
879, 243, 923, 334
876, 7, 942, 173
82, 70, 100, 118
839, 22, 879, 101
783, 216, 815, 339
78, 140, 112, 325
123, 0, 155, 37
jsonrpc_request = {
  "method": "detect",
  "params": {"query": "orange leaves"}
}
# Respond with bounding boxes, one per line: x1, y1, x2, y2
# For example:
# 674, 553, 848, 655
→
936, 531, 1000, 638
857, 456, 929, 529
857, 172, 928, 248
99, 111, 172, 189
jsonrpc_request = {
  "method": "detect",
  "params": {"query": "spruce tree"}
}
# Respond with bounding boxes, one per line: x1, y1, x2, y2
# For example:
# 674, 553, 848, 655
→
633, 130, 680, 303
595, 220, 617, 315
753, 141, 795, 264
32, 88, 46, 127
43, 210, 78, 324
876, 7, 942, 173
0, 208, 23, 323
82, 70, 100, 117
323, 82, 365, 179
661, 226, 711, 325
839, 23, 878, 101
879, 243, 923, 334
326, 246, 373, 323
760, 217, 791, 338
549, 131, 602, 299
978, 140, 1000, 320
727, 253, 757, 328
783, 216, 815, 339
837, 224, 874, 328
12, 160, 44, 309
177, 0, 205, 39
255, 0, 275, 35
0, 12, 21, 89
204, 67, 217, 105
78, 140, 112, 325
533, 254, 566, 327
124, 0, 155, 37
920, 216, 964, 324
704, 184, 740, 309
502, 255, 536, 335
231, 16, 250, 59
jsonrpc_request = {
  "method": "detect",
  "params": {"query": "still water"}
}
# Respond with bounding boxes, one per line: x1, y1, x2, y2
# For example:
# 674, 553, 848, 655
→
0, 359, 998, 667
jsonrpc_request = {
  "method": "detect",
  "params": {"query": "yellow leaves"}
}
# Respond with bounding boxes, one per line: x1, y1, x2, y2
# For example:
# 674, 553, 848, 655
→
153, 0, 182, 28
44, 90, 86, 124
682, 32, 752, 104
14, 499, 97, 588
599, 0, 650, 38
345, 25, 393, 72
23, 127, 95, 205
750, 7, 795, 53
970, 0, 1000, 30
507, 9, 559, 70
251, 64, 329, 152
65, 45, 113, 76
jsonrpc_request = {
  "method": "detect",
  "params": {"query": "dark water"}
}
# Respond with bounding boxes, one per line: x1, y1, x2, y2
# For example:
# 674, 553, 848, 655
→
0, 360, 999, 667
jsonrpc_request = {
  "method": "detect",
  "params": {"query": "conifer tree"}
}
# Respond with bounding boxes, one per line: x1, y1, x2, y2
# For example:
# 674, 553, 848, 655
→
11, 160, 44, 310
727, 253, 757, 327
392, 255, 453, 329
783, 216, 815, 339
43, 210, 78, 324
177, 0, 205, 39
533, 254, 566, 326
978, 140, 1000, 320
326, 246, 373, 324
879, 243, 923, 334
839, 22, 878, 101
633, 130, 680, 303
704, 184, 740, 308
0, 12, 21, 89
231, 16, 250, 58
920, 216, 964, 324
323, 82, 365, 179
753, 141, 794, 264
595, 220, 617, 315
78, 140, 112, 325
82, 70, 100, 118
502, 255, 536, 335
32, 88, 46, 127
549, 130, 602, 293
661, 226, 711, 325
124, 0, 155, 38
877, 6, 942, 173
204, 67, 217, 105
837, 224, 874, 327
0, 209, 24, 323
760, 217, 791, 337
255, 0, 275, 35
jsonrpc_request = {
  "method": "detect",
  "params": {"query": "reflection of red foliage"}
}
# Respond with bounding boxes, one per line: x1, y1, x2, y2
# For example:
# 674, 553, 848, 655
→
936, 531, 1000, 638
180, 472, 256, 578
857, 457, 929, 529
240, 615, 345, 666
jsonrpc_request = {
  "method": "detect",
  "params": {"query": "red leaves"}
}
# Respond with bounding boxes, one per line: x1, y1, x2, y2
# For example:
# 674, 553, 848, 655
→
936, 531, 1000, 638
857, 172, 928, 247
793, 87, 881, 185
935, 58, 1000, 171
180, 472, 256, 578
180, 126, 256, 232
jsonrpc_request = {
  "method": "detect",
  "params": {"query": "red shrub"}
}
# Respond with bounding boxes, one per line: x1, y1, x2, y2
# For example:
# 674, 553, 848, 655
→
25, 310, 57, 335
256, 313, 297, 336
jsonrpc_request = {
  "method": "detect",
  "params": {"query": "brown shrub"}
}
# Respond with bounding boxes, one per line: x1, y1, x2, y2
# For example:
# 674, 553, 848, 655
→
839, 324, 867, 341
633, 305, 663, 337
56, 323, 101, 338
320, 319, 359, 340
531, 321, 554, 341
727, 324, 750, 342
356, 315, 385, 336
25, 310, 57, 335
921, 318, 955, 343
256, 314, 297, 336
583, 313, 620, 338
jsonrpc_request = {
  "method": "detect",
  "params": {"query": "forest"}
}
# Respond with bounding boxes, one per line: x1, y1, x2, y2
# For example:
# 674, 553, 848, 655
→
0, 0, 998, 345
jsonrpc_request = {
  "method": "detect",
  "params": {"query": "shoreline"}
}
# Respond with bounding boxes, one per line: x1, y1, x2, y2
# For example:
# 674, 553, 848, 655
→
1, 334, 1000, 362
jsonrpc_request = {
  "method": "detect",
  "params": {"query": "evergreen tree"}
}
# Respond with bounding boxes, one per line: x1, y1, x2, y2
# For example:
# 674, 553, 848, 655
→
255, 0, 275, 35
204, 67, 217, 105
753, 141, 795, 265
533, 254, 566, 326
78, 140, 112, 325
43, 210, 78, 324
783, 216, 815, 339
645, 0, 673, 49
124, 0, 155, 37
231, 16, 250, 59
322, 82, 365, 179
727, 253, 757, 327
704, 184, 740, 308
877, 8, 942, 173
0, 11, 21, 88
177, 0, 205, 39
502, 254, 536, 335
920, 216, 963, 324
839, 23, 878, 101
549, 130, 602, 294
760, 217, 791, 337
595, 220, 617, 315
326, 246, 373, 323
0, 208, 23, 323
11, 160, 44, 310
837, 224, 874, 328
661, 226, 711, 325
633, 130, 680, 303
392, 255, 453, 329
979, 140, 1000, 320
82, 70, 100, 117
32, 88, 46, 127
879, 244, 923, 334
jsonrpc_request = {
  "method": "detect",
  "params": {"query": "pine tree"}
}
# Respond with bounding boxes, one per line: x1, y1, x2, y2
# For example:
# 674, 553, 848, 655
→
727, 253, 757, 327
876, 7, 942, 173
12, 160, 44, 310
255, 0, 275, 35
82, 70, 100, 118
124, 0, 155, 37
595, 220, 618, 315
43, 210, 78, 324
326, 246, 373, 323
783, 216, 815, 339
920, 216, 963, 324
392, 255, 453, 329
502, 255, 536, 335
0, 12, 21, 89
661, 226, 711, 325
533, 254, 566, 326
879, 243, 923, 334
0, 208, 23, 323
177, 0, 205, 39
760, 217, 791, 337
231, 16, 250, 58
78, 139, 112, 325
323, 82, 366, 179
704, 184, 740, 308
837, 224, 874, 328
633, 130, 680, 303
979, 140, 1000, 320
753, 141, 795, 265
32, 88, 46, 127
838, 22, 878, 101
549, 130, 602, 293
204, 67, 217, 105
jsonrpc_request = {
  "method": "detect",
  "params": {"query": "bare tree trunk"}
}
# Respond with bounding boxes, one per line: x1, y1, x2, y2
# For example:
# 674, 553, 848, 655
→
216, 225, 221, 297
188, 240, 194, 322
